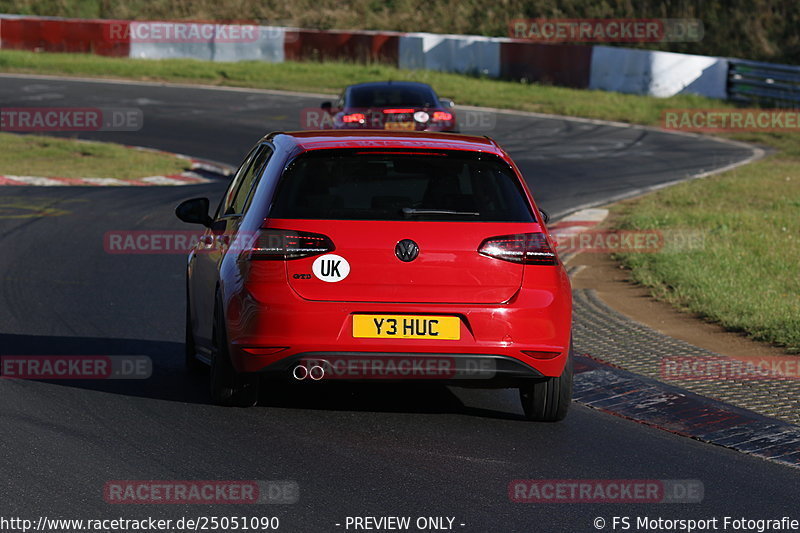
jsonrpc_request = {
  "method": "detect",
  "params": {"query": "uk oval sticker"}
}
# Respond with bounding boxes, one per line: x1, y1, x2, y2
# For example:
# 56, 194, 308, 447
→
312, 254, 350, 282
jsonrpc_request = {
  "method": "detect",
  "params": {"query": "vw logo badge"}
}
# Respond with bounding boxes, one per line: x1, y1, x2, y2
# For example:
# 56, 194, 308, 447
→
395, 239, 419, 262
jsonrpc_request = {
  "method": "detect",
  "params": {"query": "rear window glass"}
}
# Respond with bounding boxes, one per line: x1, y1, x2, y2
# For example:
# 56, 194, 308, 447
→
348, 85, 438, 108
269, 149, 534, 222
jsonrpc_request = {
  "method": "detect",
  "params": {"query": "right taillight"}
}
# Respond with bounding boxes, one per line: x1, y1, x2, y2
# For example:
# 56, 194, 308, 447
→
478, 233, 557, 265
249, 229, 334, 260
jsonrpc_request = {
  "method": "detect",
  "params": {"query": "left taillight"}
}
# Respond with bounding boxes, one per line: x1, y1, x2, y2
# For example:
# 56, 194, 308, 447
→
478, 233, 557, 265
249, 229, 334, 260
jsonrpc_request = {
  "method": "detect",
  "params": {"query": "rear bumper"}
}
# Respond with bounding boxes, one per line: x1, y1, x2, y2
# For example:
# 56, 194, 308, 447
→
224, 278, 572, 380
261, 352, 545, 386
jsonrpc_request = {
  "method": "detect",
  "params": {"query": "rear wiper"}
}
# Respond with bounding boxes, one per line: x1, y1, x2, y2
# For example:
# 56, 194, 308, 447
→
402, 208, 480, 217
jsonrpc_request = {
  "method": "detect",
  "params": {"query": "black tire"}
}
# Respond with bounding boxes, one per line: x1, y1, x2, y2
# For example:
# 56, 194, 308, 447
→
519, 346, 573, 422
210, 296, 259, 407
185, 288, 205, 374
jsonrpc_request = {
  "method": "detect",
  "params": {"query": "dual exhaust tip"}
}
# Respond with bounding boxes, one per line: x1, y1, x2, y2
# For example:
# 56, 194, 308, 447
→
292, 362, 326, 381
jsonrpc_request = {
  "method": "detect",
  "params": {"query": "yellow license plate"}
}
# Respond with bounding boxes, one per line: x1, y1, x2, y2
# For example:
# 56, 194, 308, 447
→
353, 315, 460, 340
384, 121, 416, 131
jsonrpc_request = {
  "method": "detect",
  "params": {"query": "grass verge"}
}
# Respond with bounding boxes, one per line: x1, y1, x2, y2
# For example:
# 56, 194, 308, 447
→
612, 159, 800, 353
0, 132, 187, 179
0, 49, 723, 125
1, 49, 798, 351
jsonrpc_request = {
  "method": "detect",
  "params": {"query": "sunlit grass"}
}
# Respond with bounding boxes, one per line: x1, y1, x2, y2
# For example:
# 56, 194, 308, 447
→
613, 157, 800, 352
0, 132, 186, 179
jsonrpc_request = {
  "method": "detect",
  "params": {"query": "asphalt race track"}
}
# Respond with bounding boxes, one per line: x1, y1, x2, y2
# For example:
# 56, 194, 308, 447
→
1, 75, 796, 532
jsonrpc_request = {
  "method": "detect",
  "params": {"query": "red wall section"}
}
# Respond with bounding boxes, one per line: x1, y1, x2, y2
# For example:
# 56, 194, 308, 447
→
500, 41, 592, 89
0, 18, 130, 57
284, 29, 398, 64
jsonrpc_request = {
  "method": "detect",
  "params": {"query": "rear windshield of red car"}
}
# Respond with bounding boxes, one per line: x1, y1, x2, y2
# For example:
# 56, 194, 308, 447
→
268, 149, 535, 222
348, 86, 438, 108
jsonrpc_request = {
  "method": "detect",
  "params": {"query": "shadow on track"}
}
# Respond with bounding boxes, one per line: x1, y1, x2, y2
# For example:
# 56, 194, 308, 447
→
259, 379, 524, 420
0, 333, 208, 403
0, 333, 522, 420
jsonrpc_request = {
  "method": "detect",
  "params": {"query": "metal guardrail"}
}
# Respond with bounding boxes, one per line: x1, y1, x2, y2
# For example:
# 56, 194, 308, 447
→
728, 58, 800, 107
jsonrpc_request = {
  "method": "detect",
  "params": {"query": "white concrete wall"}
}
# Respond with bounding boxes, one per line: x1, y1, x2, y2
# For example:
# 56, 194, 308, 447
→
128, 23, 285, 63
589, 45, 728, 99
399, 33, 501, 78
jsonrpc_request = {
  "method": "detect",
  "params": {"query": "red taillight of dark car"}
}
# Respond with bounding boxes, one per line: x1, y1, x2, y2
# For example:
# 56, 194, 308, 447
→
342, 113, 366, 124
432, 111, 453, 122
249, 229, 335, 260
478, 233, 557, 265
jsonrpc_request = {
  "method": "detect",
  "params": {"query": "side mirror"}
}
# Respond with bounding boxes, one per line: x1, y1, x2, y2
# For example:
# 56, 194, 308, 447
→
321, 101, 333, 111
539, 208, 550, 224
439, 98, 455, 109
176, 197, 213, 227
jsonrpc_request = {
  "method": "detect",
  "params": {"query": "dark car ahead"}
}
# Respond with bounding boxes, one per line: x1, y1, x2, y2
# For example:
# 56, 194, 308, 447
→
321, 81, 458, 132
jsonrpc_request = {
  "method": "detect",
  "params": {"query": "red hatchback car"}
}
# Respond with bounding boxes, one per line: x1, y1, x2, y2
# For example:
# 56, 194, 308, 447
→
177, 131, 573, 421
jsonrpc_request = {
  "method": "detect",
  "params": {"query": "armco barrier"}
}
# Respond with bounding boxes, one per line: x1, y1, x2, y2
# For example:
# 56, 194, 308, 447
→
728, 58, 800, 107
284, 29, 398, 64
500, 41, 592, 88
589, 45, 728, 98
0, 16, 129, 56
399, 33, 501, 78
